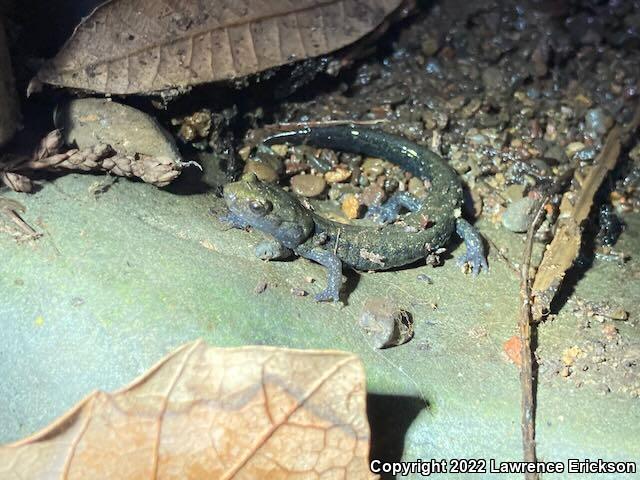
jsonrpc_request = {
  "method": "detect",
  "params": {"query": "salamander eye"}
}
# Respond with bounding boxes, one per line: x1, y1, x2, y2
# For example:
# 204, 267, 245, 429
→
248, 199, 273, 216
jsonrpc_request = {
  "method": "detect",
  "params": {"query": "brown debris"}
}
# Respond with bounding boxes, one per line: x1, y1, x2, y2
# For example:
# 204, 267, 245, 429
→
1, 172, 32, 193
532, 107, 640, 319
35, 0, 402, 95
0, 198, 40, 238
1, 130, 185, 190
0, 340, 373, 479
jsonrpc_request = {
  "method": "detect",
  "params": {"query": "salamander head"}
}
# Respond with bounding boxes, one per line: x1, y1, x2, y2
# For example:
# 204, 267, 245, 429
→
223, 173, 315, 248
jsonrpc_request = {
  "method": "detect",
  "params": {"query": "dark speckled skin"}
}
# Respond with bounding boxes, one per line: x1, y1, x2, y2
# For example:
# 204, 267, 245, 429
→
223, 126, 486, 302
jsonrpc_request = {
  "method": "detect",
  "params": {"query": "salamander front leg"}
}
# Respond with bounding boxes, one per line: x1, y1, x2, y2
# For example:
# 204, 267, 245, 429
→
455, 218, 488, 275
255, 239, 293, 261
366, 192, 421, 224
298, 247, 343, 303
219, 212, 250, 230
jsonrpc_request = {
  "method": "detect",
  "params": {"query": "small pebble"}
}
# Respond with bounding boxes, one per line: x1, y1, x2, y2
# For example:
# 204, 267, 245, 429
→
341, 194, 362, 219
357, 173, 370, 187
503, 184, 526, 203
383, 177, 399, 194
585, 108, 613, 135
502, 197, 536, 233
328, 183, 358, 201
290, 287, 308, 297
361, 184, 386, 206
529, 159, 552, 175
575, 148, 596, 161
481, 66, 507, 92
177, 110, 212, 142
238, 145, 251, 161
416, 274, 433, 284
269, 144, 288, 156
307, 148, 335, 172
254, 281, 268, 294
425, 58, 441, 75
359, 298, 414, 349
253, 145, 284, 173
468, 133, 489, 145
420, 33, 441, 56
291, 174, 326, 197
460, 97, 482, 118
284, 159, 308, 175
324, 166, 351, 183
243, 160, 278, 183
362, 157, 385, 179
565, 142, 586, 158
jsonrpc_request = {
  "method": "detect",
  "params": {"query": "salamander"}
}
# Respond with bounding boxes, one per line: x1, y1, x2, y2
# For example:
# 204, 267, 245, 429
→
222, 126, 487, 302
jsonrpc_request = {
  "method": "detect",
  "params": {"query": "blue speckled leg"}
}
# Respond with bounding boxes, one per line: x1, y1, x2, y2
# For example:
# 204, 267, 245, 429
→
298, 247, 343, 303
366, 192, 422, 224
255, 239, 293, 261
219, 212, 250, 229
455, 218, 488, 275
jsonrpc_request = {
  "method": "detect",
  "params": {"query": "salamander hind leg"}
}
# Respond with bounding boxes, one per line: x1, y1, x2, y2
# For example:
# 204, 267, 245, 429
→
455, 218, 488, 275
366, 192, 422, 224
297, 246, 343, 303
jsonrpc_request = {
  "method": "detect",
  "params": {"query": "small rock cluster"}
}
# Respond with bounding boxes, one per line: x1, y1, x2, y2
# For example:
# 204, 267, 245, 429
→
240, 141, 430, 221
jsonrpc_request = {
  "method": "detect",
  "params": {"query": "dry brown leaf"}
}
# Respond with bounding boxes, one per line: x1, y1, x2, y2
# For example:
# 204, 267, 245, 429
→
36, 0, 402, 95
0, 340, 374, 479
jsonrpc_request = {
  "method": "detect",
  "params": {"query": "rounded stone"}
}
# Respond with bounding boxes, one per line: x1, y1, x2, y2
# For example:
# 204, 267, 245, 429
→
243, 160, 278, 183
362, 157, 385, 179
585, 108, 613, 135
341, 194, 362, 219
502, 197, 536, 233
324, 166, 352, 184
361, 184, 386, 207
290, 174, 326, 198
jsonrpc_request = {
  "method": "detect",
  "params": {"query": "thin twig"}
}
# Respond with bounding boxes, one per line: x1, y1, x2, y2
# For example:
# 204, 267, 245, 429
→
263, 118, 389, 131
484, 235, 519, 275
518, 196, 549, 480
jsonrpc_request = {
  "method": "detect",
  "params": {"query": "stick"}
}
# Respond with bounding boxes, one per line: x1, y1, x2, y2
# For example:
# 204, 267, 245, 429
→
263, 118, 389, 131
519, 197, 549, 479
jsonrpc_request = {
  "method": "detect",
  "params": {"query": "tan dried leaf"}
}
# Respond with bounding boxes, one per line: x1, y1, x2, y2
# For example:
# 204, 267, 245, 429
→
36, 0, 402, 95
0, 340, 374, 479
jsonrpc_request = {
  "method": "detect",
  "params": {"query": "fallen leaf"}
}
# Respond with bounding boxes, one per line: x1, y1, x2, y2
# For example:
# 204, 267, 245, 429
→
0, 340, 374, 479
36, 0, 402, 94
